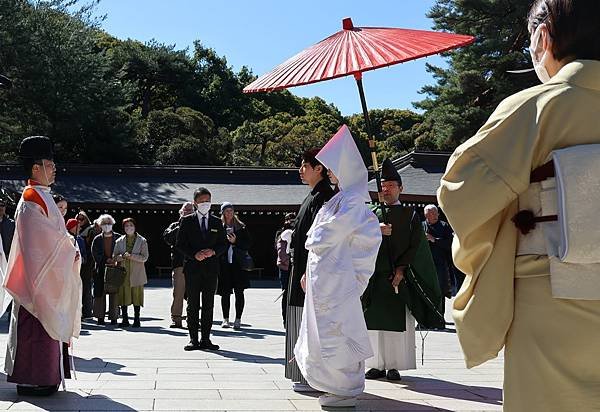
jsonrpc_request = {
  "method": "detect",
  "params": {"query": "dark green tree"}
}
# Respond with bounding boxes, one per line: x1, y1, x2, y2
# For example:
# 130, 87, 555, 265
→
0, 0, 134, 162
114, 40, 195, 118
416, 0, 539, 150
346, 109, 424, 161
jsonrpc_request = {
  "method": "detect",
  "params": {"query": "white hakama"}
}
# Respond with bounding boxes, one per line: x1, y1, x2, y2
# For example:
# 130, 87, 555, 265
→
366, 310, 417, 371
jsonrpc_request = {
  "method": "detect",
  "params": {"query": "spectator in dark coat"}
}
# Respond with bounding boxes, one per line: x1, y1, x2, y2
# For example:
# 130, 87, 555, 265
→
0, 199, 15, 258
91, 214, 120, 325
217, 202, 252, 331
162, 202, 195, 328
423, 204, 454, 316
77, 211, 96, 318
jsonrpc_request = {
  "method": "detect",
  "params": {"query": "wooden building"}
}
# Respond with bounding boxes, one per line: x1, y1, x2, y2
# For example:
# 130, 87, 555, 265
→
1, 151, 451, 279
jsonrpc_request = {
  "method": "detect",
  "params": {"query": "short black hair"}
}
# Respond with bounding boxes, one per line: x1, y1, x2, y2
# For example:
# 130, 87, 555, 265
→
528, 0, 600, 61
23, 158, 52, 180
52, 193, 66, 204
193, 187, 212, 201
301, 148, 328, 179
23, 159, 36, 179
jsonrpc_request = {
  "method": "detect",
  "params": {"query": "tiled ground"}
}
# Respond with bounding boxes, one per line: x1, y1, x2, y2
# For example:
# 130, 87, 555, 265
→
0, 280, 503, 411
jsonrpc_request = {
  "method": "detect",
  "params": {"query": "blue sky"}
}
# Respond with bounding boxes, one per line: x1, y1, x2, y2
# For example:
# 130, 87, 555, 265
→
95, 0, 445, 116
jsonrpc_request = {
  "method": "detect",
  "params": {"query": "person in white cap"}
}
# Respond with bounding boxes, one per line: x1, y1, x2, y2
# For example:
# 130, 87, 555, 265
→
294, 125, 382, 408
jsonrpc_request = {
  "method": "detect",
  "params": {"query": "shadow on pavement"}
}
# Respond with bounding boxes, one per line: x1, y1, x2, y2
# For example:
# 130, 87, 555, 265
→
0, 372, 137, 410
73, 356, 133, 375
356, 393, 453, 411
210, 348, 284, 365
11, 388, 138, 410
369, 375, 502, 406
212, 325, 285, 339
81, 319, 187, 337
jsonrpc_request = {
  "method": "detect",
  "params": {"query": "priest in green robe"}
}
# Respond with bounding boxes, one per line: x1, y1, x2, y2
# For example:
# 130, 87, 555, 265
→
362, 159, 443, 381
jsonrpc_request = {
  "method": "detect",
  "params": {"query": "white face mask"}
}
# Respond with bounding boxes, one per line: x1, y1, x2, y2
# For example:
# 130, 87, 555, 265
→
529, 24, 551, 84
124, 226, 135, 235
101, 224, 113, 233
196, 202, 211, 215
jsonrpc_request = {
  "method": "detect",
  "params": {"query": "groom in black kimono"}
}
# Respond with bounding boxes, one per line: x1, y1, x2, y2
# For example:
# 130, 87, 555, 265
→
285, 148, 334, 393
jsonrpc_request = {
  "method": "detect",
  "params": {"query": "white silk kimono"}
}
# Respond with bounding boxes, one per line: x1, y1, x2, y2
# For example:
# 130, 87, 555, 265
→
294, 125, 382, 397
4, 184, 81, 374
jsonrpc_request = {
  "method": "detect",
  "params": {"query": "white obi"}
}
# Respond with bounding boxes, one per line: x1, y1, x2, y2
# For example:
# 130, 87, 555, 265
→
517, 144, 600, 300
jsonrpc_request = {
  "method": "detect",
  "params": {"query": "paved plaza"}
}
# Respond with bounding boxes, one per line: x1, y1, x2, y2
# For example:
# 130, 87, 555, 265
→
0, 280, 503, 411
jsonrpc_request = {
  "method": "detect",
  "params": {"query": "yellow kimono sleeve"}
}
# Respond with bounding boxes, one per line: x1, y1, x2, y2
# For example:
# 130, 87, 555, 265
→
438, 147, 519, 368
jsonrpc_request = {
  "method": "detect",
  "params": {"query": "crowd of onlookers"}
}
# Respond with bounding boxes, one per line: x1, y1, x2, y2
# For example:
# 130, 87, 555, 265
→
2, 186, 257, 350
2, 188, 459, 345
48, 195, 150, 327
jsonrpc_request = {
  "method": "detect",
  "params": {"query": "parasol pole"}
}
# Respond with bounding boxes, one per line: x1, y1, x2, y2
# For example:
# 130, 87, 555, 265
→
354, 72, 387, 222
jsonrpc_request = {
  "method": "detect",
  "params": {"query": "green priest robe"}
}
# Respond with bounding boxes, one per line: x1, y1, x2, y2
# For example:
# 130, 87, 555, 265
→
362, 204, 444, 331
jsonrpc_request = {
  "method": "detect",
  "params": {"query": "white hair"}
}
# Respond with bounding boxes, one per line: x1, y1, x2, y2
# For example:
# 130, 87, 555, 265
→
95, 214, 115, 225
424, 204, 438, 213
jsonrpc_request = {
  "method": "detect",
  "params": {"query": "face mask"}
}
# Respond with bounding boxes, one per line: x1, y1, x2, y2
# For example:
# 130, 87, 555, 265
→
124, 227, 135, 235
101, 224, 113, 233
196, 202, 211, 215
529, 24, 551, 84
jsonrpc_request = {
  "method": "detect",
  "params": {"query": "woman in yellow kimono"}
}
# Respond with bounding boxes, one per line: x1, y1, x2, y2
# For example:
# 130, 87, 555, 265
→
438, 1, 600, 410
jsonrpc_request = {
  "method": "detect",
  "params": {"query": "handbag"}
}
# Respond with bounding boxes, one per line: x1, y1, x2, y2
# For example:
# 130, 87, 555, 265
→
104, 264, 126, 294
236, 250, 255, 271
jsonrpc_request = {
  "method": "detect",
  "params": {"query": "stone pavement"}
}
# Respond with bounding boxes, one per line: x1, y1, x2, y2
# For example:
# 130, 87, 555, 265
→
0, 280, 503, 411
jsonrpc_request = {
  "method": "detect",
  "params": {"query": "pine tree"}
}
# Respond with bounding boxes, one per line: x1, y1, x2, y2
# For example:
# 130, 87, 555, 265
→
416, 0, 539, 150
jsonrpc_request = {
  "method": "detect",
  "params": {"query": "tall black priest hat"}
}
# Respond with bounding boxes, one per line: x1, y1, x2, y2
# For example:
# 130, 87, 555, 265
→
19, 136, 54, 161
380, 158, 402, 185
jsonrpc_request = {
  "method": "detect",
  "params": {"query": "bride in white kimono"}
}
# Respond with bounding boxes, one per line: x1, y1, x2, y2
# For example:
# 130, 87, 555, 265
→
294, 125, 382, 408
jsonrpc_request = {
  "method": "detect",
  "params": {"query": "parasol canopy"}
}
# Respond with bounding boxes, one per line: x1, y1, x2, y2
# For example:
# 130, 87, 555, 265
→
243, 18, 475, 93
243, 17, 474, 225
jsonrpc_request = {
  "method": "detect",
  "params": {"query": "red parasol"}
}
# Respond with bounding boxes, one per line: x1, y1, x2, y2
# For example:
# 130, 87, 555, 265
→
244, 17, 474, 212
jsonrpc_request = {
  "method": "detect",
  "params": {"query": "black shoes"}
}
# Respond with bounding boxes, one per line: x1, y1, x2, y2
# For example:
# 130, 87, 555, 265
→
119, 320, 130, 328
184, 340, 218, 351
386, 369, 402, 381
365, 368, 386, 380
170, 322, 183, 329
132, 319, 140, 328
365, 368, 401, 380
17, 384, 58, 396
199, 340, 219, 351
97, 318, 105, 325
184, 341, 201, 351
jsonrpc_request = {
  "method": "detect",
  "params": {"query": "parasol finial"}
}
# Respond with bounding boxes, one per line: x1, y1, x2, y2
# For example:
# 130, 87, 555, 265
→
342, 18, 354, 30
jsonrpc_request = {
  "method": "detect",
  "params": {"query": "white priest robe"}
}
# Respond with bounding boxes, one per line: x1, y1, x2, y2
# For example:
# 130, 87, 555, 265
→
4, 183, 81, 376
294, 124, 382, 397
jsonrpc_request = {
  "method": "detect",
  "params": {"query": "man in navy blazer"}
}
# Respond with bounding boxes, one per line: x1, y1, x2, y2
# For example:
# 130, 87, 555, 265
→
176, 187, 227, 351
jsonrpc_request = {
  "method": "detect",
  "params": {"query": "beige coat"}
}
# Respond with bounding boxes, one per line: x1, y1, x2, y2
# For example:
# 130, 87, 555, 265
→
438, 60, 600, 367
113, 234, 149, 287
